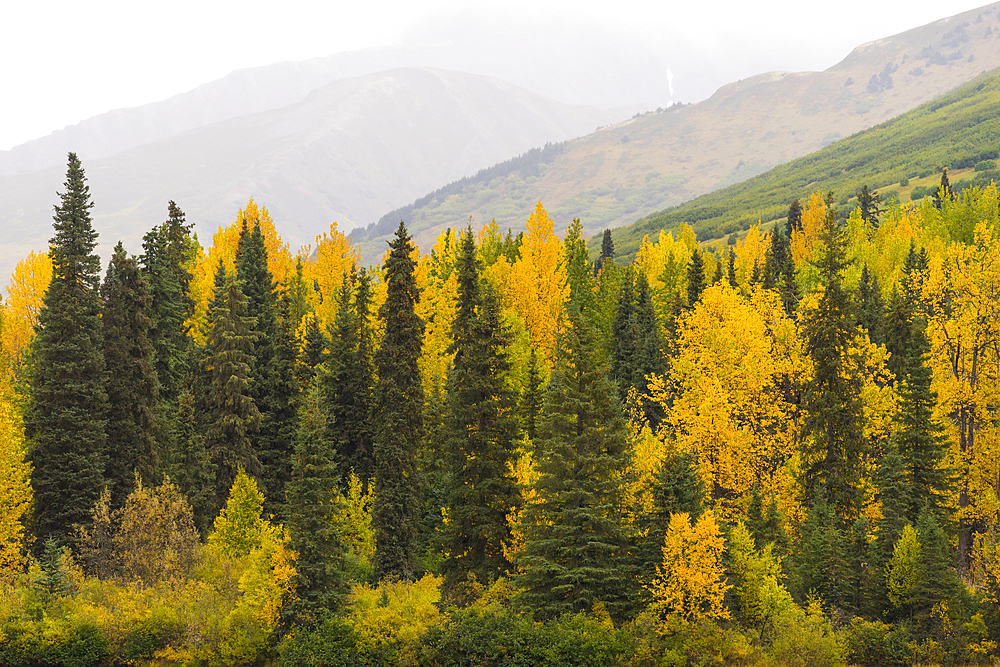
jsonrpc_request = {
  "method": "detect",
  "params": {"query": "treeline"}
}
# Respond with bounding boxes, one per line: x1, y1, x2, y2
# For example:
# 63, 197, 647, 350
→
608, 67, 1000, 257
2, 155, 1000, 666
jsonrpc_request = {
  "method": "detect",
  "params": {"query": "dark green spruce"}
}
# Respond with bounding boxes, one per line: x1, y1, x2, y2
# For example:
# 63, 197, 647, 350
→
26, 153, 109, 551
101, 242, 159, 507
441, 228, 521, 601
371, 222, 425, 581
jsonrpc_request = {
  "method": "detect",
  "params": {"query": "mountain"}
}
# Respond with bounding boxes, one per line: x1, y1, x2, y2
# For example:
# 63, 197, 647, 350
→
361, 3, 1000, 258
0, 36, 665, 178
0, 68, 628, 282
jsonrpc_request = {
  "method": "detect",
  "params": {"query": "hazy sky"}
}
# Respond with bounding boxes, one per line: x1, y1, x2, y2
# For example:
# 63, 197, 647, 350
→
1, 0, 991, 151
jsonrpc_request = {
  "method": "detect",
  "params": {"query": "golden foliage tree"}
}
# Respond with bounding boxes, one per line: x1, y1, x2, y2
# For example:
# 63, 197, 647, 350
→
2, 251, 52, 376
647, 510, 730, 622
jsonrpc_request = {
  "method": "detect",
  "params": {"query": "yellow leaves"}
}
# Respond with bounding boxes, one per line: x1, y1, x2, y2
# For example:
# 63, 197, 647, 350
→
651, 283, 804, 519
236, 526, 296, 628
300, 222, 362, 328
500, 203, 568, 372
647, 510, 730, 623
0, 392, 30, 577
734, 224, 768, 285
791, 191, 828, 266
334, 473, 376, 563
635, 224, 698, 303
347, 574, 443, 666
416, 228, 460, 397
2, 250, 52, 375
886, 524, 920, 610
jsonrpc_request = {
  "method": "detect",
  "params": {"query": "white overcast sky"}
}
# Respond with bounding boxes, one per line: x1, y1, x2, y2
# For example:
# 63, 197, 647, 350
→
1, 0, 992, 151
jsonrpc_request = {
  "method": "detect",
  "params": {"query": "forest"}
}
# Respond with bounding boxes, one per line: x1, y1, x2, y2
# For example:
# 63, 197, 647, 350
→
1, 152, 1000, 667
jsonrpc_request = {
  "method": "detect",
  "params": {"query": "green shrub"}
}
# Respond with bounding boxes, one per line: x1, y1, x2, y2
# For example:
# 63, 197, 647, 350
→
0, 618, 109, 667
975, 159, 997, 171
121, 608, 185, 661
278, 615, 360, 667
843, 618, 911, 667
764, 602, 843, 667
899, 178, 909, 187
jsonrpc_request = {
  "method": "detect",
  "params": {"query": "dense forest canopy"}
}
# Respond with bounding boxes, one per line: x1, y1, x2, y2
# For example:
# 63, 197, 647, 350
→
1, 152, 1000, 666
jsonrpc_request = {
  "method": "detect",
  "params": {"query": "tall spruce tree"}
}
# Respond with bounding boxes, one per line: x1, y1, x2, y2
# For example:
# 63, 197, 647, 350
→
26, 153, 109, 550
785, 199, 803, 237
856, 185, 883, 226
371, 222, 425, 580
203, 264, 261, 511
686, 248, 706, 308
595, 228, 615, 275
283, 383, 348, 626
519, 349, 544, 441
140, 202, 195, 463
856, 264, 885, 346
296, 312, 327, 389
441, 228, 521, 600
516, 303, 632, 620
800, 197, 865, 523
101, 242, 158, 507
323, 270, 376, 487
611, 269, 665, 426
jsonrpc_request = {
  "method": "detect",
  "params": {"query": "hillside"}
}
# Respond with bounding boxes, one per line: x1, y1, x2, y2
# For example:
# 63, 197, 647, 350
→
361, 2, 1000, 259
0, 68, 626, 282
607, 67, 1000, 256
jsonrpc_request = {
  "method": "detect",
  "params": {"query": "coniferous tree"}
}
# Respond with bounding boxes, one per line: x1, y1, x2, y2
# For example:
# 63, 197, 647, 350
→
763, 226, 798, 316
686, 248, 706, 308
27, 153, 108, 550
203, 264, 261, 511
284, 383, 348, 626
871, 440, 910, 613
172, 381, 215, 537
140, 202, 195, 463
895, 313, 952, 522
611, 270, 665, 426
911, 507, 961, 630
324, 270, 375, 487
516, 302, 632, 620
932, 168, 952, 210
101, 242, 158, 508
519, 349, 543, 440
795, 495, 845, 608
441, 228, 521, 599
296, 312, 327, 389
259, 291, 302, 521
856, 264, 885, 346
785, 199, 803, 237
857, 185, 883, 226
800, 199, 865, 523
595, 229, 615, 275
371, 222, 425, 581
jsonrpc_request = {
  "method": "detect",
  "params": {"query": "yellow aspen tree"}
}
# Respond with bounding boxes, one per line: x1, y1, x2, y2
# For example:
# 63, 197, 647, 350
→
300, 222, 361, 328
2, 250, 52, 375
500, 202, 568, 371
635, 224, 698, 320
791, 191, 829, 266
925, 221, 1000, 557
648, 510, 730, 622
648, 283, 805, 519
415, 228, 460, 398
734, 224, 768, 285
0, 392, 31, 576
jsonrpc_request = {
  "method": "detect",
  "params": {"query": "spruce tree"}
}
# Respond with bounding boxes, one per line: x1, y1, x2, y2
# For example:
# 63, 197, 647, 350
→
611, 270, 665, 426
284, 383, 348, 626
516, 303, 632, 620
101, 242, 158, 508
296, 312, 327, 389
519, 349, 544, 441
203, 264, 261, 511
895, 314, 952, 522
727, 246, 738, 288
911, 507, 961, 630
871, 440, 910, 614
686, 248, 706, 308
441, 228, 521, 600
371, 222, 425, 580
785, 199, 803, 237
324, 270, 375, 487
856, 185, 883, 226
172, 382, 215, 537
932, 168, 952, 209
26, 153, 108, 550
140, 201, 195, 463
259, 291, 302, 521
799, 199, 865, 523
795, 496, 845, 608
595, 228, 615, 275
856, 264, 885, 346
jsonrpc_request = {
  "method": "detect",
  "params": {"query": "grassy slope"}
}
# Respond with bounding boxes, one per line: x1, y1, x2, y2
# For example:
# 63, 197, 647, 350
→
606, 68, 1000, 258
359, 4, 1000, 262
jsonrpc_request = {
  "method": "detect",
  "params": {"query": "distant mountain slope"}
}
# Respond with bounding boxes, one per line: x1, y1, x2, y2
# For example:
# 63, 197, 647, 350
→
0, 37, 660, 178
608, 67, 1000, 256
0, 68, 627, 281
362, 3, 1000, 257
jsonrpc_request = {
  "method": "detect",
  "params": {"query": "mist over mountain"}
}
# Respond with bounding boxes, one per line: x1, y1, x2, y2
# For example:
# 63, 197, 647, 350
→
0, 68, 627, 280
